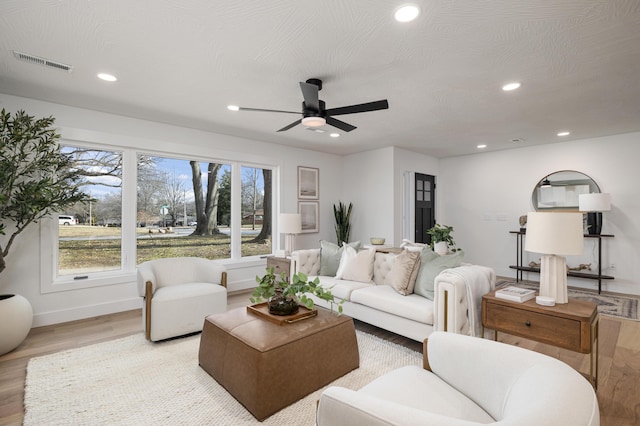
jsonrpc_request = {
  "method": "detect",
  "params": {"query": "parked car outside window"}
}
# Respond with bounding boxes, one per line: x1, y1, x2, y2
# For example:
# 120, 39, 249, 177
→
59, 215, 77, 226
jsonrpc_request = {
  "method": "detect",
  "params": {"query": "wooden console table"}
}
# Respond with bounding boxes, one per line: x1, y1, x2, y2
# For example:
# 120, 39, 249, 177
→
482, 290, 599, 388
509, 231, 614, 293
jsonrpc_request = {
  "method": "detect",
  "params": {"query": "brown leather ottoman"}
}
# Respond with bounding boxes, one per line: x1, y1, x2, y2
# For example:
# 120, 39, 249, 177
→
198, 307, 359, 421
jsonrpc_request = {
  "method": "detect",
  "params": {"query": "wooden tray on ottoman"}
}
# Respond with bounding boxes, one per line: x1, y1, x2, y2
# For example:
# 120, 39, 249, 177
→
247, 302, 317, 325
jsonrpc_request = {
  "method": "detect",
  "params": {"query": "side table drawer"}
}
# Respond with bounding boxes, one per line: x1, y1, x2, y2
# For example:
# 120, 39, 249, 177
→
484, 302, 582, 351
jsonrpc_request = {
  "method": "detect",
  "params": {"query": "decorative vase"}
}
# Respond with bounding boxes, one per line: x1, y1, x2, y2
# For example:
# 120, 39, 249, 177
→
434, 241, 449, 256
268, 288, 299, 316
0, 294, 33, 355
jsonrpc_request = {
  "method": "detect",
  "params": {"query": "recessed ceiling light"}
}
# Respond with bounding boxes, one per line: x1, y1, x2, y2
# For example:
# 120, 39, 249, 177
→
394, 5, 420, 22
329, 133, 340, 138
502, 82, 521, 91
97, 73, 117, 82
477, 144, 487, 149
227, 105, 240, 111
557, 131, 570, 136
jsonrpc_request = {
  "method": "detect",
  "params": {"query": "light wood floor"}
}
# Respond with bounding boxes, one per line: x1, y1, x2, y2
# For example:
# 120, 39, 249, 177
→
1, 291, 638, 426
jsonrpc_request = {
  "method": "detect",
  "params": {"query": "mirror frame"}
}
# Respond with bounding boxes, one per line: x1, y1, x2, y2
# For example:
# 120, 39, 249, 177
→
531, 170, 601, 211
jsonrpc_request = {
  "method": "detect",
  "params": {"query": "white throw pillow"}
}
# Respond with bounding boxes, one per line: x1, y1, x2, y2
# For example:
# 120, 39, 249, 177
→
384, 249, 421, 295
335, 246, 376, 283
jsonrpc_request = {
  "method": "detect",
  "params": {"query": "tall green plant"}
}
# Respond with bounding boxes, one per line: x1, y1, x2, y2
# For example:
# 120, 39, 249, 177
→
0, 109, 92, 276
333, 201, 353, 244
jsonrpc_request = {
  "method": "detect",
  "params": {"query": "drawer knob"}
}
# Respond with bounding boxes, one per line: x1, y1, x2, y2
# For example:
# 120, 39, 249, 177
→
525, 321, 531, 327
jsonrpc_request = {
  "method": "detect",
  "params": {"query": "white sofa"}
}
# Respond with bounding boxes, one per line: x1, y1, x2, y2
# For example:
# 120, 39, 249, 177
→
291, 247, 495, 341
317, 331, 600, 425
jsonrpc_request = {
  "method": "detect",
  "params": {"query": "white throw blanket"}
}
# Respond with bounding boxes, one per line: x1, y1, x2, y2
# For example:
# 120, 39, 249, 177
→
438, 265, 496, 336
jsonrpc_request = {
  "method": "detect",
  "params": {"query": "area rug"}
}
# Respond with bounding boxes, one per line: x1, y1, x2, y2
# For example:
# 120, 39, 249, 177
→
496, 278, 639, 321
24, 330, 421, 425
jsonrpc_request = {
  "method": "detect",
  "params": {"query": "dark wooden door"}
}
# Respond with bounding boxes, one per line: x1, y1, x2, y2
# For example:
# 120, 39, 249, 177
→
415, 173, 435, 244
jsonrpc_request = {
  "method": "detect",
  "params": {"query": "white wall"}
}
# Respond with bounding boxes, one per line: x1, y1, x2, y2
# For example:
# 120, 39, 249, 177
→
0, 94, 343, 326
343, 147, 440, 246
393, 147, 440, 244
438, 132, 640, 295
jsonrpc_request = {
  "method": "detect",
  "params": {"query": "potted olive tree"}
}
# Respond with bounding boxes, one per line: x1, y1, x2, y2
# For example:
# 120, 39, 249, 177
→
0, 109, 91, 355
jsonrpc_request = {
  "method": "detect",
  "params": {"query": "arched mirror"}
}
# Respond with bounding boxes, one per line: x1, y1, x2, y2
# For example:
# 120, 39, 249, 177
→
531, 170, 600, 211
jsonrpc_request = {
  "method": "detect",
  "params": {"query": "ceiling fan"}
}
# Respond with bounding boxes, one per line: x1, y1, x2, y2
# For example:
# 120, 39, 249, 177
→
230, 78, 389, 133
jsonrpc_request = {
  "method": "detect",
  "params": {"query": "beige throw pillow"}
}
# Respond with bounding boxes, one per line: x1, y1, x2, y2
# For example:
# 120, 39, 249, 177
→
335, 246, 376, 283
384, 250, 421, 295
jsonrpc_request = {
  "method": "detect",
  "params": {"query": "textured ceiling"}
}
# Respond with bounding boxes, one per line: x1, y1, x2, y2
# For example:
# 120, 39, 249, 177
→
1, 0, 639, 157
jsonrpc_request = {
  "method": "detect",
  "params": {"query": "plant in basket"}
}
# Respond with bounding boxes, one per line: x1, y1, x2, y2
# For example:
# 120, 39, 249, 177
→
250, 267, 343, 316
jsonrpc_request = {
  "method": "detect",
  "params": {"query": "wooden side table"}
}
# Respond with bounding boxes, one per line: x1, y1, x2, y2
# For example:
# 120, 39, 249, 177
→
266, 256, 292, 282
482, 290, 599, 388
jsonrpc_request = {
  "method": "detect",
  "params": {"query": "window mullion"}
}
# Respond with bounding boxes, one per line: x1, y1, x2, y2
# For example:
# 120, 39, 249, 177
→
230, 163, 242, 259
122, 149, 137, 271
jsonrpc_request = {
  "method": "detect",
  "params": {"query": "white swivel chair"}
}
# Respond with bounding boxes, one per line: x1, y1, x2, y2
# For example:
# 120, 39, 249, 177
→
137, 257, 227, 342
317, 331, 600, 426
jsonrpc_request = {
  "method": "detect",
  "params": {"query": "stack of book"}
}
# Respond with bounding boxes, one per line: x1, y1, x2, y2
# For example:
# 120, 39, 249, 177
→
495, 286, 536, 303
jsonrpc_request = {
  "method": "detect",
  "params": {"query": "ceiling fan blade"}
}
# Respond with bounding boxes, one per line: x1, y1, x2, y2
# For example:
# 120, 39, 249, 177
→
277, 119, 302, 132
326, 116, 357, 132
238, 107, 300, 114
299, 81, 320, 111
325, 99, 389, 116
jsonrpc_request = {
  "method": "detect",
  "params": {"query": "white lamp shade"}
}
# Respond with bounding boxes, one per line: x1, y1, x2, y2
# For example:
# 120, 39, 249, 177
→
579, 193, 611, 212
279, 213, 302, 234
525, 212, 584, 256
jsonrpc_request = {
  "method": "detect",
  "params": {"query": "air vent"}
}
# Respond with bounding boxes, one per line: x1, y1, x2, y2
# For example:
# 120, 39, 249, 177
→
510, 138, 526, 144
13, 50, 73, 72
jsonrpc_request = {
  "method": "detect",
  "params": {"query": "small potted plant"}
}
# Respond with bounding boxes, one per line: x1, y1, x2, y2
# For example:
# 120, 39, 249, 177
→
250, 267, 343, 316
427, 224, 460, 255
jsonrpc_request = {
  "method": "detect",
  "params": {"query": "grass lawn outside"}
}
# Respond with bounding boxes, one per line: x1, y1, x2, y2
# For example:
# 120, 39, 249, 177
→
58, 225, 271, 273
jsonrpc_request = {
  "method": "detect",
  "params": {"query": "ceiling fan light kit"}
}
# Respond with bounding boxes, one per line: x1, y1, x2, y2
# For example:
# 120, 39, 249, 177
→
301, 116, 326, 128
231, 78, 388, 133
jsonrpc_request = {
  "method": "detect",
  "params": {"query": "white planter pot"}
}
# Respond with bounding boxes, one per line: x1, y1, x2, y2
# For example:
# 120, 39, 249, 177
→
0, 294, 33, 355
433, 241, 449, 256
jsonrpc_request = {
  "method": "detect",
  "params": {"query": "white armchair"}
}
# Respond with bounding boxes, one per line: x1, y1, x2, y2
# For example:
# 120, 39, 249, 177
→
136, 257, 227, 342
317, 331, 599, 426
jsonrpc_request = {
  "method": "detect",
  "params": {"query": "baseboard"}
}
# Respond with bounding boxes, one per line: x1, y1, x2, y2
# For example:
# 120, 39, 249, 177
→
32, 278, 257, 327
32, 297, 142, 327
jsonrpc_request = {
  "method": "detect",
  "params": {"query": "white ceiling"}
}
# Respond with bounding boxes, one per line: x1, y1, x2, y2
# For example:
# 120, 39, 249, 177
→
1, 0, 639, 157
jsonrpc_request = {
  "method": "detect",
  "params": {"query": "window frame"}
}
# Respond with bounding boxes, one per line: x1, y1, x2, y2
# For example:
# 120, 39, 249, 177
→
41, 133, 279, 294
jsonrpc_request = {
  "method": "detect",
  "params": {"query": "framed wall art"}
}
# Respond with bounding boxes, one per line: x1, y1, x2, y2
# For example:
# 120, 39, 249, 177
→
298, 201, 319, 233
298, 166, 319, 200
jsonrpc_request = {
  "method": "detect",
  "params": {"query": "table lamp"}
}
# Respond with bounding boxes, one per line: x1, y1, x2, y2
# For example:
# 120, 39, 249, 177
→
279, 213, 302, 256
579, 193, 611, 235
525, 212, 584, 303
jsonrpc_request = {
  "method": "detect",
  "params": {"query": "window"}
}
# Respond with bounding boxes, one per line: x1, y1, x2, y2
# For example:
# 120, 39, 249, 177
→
57, 146, 123, 276
136, 155, 237, 262
47, 143, 275, 292
241, 166, 272, 257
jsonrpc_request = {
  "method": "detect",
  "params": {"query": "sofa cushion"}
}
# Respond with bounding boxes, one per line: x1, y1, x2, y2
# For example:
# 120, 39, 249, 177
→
414, 250, 464, 300
336, 246, 376, 283
372, 251, 397, 285
360, 365, 495, 423
350, 285, 434, 324
320, 240, 361, 276
384, 250, 420, 295
312, 276, 374, 301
